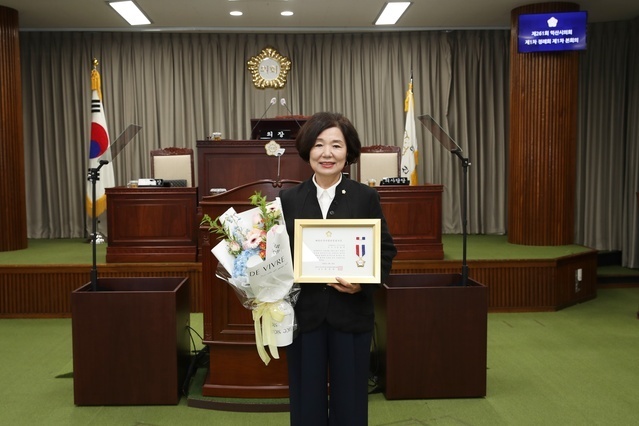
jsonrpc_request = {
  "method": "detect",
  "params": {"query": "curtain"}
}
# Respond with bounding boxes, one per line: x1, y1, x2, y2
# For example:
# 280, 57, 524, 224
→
575, 18, 639, 268
17, 24, 639, 268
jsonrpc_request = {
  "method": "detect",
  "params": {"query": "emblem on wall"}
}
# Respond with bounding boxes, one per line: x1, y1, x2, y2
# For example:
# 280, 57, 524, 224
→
247, 47, 291, 89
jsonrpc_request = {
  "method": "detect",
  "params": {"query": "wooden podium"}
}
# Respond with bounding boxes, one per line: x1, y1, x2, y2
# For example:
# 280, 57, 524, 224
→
71, 277, 190, 405
199, 180, 300, 402
374, 273, 488, 399
196, 139, 312, 201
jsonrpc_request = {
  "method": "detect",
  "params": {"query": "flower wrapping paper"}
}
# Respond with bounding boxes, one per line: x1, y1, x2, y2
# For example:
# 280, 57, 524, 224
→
210, 197, 298, 364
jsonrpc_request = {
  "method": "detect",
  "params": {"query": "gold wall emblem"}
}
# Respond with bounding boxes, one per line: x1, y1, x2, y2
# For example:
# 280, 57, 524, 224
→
247, 47, 291, 89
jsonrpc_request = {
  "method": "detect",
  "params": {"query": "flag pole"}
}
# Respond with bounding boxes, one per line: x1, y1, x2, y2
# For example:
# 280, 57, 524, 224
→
87, 159, 108, 291
87, 58, 108, 291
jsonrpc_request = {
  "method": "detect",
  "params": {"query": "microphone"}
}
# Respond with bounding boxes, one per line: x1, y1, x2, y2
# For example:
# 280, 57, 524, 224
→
280, 98, 303, 130
97, 159, 109, 171
280, 97, 292, 113
251, 97, 277, 139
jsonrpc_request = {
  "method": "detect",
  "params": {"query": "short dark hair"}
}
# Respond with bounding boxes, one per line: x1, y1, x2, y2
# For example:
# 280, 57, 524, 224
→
295, 112, 361, 165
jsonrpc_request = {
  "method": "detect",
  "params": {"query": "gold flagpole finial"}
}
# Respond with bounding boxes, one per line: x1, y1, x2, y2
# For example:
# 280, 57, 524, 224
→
91, 59, 102, 97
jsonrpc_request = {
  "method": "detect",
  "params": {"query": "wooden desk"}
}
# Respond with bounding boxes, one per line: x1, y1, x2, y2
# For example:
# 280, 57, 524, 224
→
196, 139, 313, 201
106, 187, 198, 263
377, 184, 444, 260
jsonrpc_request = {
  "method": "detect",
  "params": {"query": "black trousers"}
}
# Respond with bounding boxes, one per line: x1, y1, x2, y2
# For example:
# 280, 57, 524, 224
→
287, 322, 372, 426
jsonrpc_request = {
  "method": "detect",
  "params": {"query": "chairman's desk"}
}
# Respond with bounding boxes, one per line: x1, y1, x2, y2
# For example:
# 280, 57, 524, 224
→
196, 139, 312, 200
196, 139, 443, 260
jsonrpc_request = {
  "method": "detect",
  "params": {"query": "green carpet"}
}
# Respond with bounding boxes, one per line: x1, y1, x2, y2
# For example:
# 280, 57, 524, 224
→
0, 235, 595, 265
1, 289, 638, 425
3, 236, 637, 281
598, 265, 639, 276
0, 238, 107, 265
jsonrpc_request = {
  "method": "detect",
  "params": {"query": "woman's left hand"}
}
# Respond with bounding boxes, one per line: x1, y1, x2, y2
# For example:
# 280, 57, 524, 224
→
327, 277, 362, 294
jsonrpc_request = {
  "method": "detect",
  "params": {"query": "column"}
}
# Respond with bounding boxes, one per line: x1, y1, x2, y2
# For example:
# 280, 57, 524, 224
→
508, 2, 580, 245
0, 6, 27, 251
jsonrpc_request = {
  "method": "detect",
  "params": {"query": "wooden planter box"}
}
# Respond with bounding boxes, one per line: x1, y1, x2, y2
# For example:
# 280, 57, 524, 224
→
374, 273, 487, 399
71, 277, 190, 405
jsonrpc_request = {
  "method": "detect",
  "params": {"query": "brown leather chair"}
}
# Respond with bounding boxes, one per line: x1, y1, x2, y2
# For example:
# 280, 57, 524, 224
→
150, 147, 195, 187
355, 145, 401, 185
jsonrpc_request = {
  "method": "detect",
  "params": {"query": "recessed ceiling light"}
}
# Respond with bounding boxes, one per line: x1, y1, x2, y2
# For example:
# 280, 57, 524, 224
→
281, 11, 294, 17
375, 2, 411, 26
230, 11, 243, 17
108, 1, 151, 26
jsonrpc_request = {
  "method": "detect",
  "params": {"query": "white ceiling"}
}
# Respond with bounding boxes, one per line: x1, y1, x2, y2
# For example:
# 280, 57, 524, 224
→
2, 0, 638, 32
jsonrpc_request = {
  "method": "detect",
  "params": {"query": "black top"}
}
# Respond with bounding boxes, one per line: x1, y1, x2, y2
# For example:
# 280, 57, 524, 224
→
279, 177, 397, 333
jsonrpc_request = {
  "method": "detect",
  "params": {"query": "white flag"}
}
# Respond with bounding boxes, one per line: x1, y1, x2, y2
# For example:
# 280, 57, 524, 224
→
400, 80, 418, 185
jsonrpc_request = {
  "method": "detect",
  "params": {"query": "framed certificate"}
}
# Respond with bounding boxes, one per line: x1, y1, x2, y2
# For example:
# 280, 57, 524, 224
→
293, 219, 381, 284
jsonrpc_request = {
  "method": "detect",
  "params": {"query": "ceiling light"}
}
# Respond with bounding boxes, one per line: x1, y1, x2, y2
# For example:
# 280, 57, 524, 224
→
108, 1, 151, 26
375, 2, 411, 25
281, 11, 294, 17
230, 11, 243, 17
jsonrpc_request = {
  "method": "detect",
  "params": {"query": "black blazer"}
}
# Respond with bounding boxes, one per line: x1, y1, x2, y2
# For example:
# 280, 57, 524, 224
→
279, 177, 397, 334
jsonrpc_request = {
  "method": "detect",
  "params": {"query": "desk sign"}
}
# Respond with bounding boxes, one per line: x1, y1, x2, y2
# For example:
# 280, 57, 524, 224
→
293, 219, 381, 284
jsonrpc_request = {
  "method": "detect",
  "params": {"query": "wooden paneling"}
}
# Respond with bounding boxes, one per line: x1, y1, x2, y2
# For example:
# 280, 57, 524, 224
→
0, 263, 202, 317
508, 2, 580, 245
0, 6, 27, 252
394, 249, 597, 312
0, 249, 596, 317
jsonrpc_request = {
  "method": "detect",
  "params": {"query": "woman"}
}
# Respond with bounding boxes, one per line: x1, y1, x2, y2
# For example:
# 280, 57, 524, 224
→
279, 112, 397, 426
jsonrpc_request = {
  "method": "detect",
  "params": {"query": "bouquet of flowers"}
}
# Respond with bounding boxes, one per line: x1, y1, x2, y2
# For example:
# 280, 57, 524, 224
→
201, 192, 298, 365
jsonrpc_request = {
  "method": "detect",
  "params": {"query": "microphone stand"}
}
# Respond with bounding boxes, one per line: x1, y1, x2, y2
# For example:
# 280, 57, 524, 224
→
251, 97, 277, 139
87, 160, 108, 292
279, 98, 303, 131
418, 115, 471, 286
275, 148, 285, 186
452, 149, 471, 287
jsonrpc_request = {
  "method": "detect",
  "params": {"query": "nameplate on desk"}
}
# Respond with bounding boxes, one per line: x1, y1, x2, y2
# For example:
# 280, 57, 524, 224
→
380, 177, 409, 185
259, 129, 292, 140
137, 178, 166, 187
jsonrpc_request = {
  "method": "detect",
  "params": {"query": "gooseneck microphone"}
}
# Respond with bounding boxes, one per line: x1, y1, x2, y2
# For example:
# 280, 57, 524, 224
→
251, 97, 277, 139
280, 98, 302, 130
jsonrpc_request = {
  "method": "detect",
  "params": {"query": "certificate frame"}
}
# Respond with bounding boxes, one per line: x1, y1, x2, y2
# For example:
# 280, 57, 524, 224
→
293, 219, 381, 284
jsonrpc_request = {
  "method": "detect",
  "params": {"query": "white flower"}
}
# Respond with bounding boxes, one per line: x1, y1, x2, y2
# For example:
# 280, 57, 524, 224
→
243, 228, 263, 249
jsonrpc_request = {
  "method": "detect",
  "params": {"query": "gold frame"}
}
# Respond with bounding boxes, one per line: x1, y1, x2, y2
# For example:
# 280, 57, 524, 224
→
293, 219, 381, 284
247, 47, 291, 89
